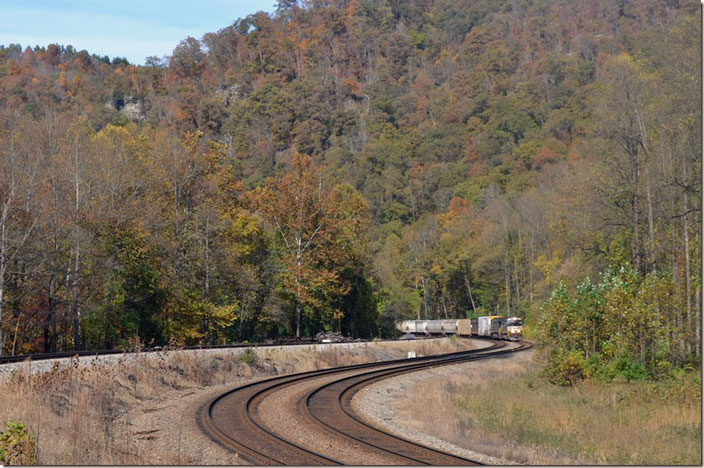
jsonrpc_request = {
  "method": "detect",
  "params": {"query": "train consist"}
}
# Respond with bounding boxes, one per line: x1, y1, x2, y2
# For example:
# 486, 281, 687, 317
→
397, 316, 523, 341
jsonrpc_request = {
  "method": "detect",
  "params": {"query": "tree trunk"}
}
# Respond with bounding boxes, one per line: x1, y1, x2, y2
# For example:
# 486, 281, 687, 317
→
295, 244, 302, 338
421, 275, 429, 320
204, 216, 211, 344
528, 236, 535, 304
463, 270, 477, 316
669, 191, 679, 350
682, 168, 692, 357
11, 316, 19, 356
514, 254, 521, 313
72, 146, 82, 352
632, 191, 641, 274
72, 239, 81, 351
696, 283, 701, 358
204, 217, 210, 299
0, 258, 4, 357
0, 280, 4, 357
630, 145, 642, 274
504, 258, 511, 316
0, 201, 8, 357
295, 301, 302, 338
636, 106, 656, 274
49, 274, 57, 353
646, 180, 656, 273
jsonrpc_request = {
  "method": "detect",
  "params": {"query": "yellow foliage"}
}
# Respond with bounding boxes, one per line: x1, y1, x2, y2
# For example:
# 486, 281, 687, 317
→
535, 251, 563, 287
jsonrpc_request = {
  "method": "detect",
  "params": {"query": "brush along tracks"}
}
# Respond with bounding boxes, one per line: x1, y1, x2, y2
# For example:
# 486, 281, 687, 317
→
0, 337, 323, 366
200, 339, 532, 465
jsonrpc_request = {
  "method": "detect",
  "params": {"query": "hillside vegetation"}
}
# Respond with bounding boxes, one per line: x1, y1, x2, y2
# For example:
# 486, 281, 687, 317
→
0, 0, 700, 377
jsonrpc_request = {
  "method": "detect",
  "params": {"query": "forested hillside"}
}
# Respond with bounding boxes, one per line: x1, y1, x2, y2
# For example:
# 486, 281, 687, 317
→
0, 0, 700, 375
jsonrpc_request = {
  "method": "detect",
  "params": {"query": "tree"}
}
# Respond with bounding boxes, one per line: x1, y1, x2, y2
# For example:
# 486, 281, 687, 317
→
254, 153, 368, 337
0, 112, 39, 355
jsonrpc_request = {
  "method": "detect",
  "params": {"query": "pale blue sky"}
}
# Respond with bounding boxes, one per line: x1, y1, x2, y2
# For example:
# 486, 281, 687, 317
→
0, 0, 276, 64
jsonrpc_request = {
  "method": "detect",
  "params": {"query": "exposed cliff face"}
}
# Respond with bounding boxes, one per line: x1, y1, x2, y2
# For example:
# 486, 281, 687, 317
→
105, 95, 146, 121
215, 84, 239, 106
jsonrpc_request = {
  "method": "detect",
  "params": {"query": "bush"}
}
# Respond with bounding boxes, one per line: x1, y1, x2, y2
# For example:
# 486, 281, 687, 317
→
240, 348, 257, 364
586, 353, 648, 382
611, 355, 647, 381
537, 266, 697, 382
0, 421, 36, 465
543, 350, 588, 386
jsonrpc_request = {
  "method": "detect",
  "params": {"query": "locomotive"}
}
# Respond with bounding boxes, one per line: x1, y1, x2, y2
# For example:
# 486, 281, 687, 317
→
397, 316, 523, 341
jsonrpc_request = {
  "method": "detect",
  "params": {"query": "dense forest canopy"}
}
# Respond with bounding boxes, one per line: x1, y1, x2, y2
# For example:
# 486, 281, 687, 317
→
0, 0, 700, 376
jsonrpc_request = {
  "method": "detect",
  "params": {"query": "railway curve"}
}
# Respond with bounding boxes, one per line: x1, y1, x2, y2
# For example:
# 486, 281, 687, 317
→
200, 338, 532, 465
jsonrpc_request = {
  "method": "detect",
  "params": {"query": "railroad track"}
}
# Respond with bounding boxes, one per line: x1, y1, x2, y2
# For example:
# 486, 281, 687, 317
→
200, 339, 532, 465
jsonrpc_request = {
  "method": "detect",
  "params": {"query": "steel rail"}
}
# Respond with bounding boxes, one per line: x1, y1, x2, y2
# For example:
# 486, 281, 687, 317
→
303, 341, 531, 465
321, 341, 533, 464
200, 339, 524, 465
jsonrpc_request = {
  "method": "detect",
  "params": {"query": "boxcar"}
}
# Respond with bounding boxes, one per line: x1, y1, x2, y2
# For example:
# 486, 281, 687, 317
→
477, 316, 506, 337
477, 316, 492, 336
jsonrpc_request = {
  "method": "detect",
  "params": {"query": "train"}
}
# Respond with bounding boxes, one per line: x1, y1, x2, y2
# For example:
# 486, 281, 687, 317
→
396, 316, 523, 341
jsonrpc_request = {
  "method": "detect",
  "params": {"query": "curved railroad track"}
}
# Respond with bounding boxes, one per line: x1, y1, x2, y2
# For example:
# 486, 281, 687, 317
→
200, 339, 532, 465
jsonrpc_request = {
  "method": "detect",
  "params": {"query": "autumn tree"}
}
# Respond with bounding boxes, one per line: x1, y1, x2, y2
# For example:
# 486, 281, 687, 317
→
255, 153, 368, 337
0, 112, 39, 355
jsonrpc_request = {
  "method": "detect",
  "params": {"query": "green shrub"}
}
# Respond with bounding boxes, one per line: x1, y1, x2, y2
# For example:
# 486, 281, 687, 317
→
0, 421, 36, 465
612, 354, 647, 381
543, 349, 588, 386
587, 353, 648, 382
240, 347, 257, 364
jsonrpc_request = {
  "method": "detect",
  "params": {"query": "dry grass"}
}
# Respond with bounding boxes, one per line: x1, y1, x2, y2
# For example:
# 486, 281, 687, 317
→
0, 338, 472, 465
395, 351, 702, 465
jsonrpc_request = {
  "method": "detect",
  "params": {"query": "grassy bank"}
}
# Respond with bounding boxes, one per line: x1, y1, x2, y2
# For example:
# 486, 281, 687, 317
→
456, 369, 701, 465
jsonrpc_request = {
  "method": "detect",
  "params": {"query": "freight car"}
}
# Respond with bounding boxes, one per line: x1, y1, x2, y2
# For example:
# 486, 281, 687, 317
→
426, 319, 458, 335
456, 318, 472, 336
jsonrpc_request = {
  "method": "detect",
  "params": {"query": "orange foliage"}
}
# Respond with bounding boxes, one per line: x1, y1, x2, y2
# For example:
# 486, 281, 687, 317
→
447, 196, 471, 218
533, 146, 557, 169
344, 77, 360, 97
345, 0, 359, 18
58, 72, 68, 90
469, 161, 486, 177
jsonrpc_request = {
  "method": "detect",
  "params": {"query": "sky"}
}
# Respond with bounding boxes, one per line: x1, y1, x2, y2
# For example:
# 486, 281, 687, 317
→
0, 0, 277, 64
